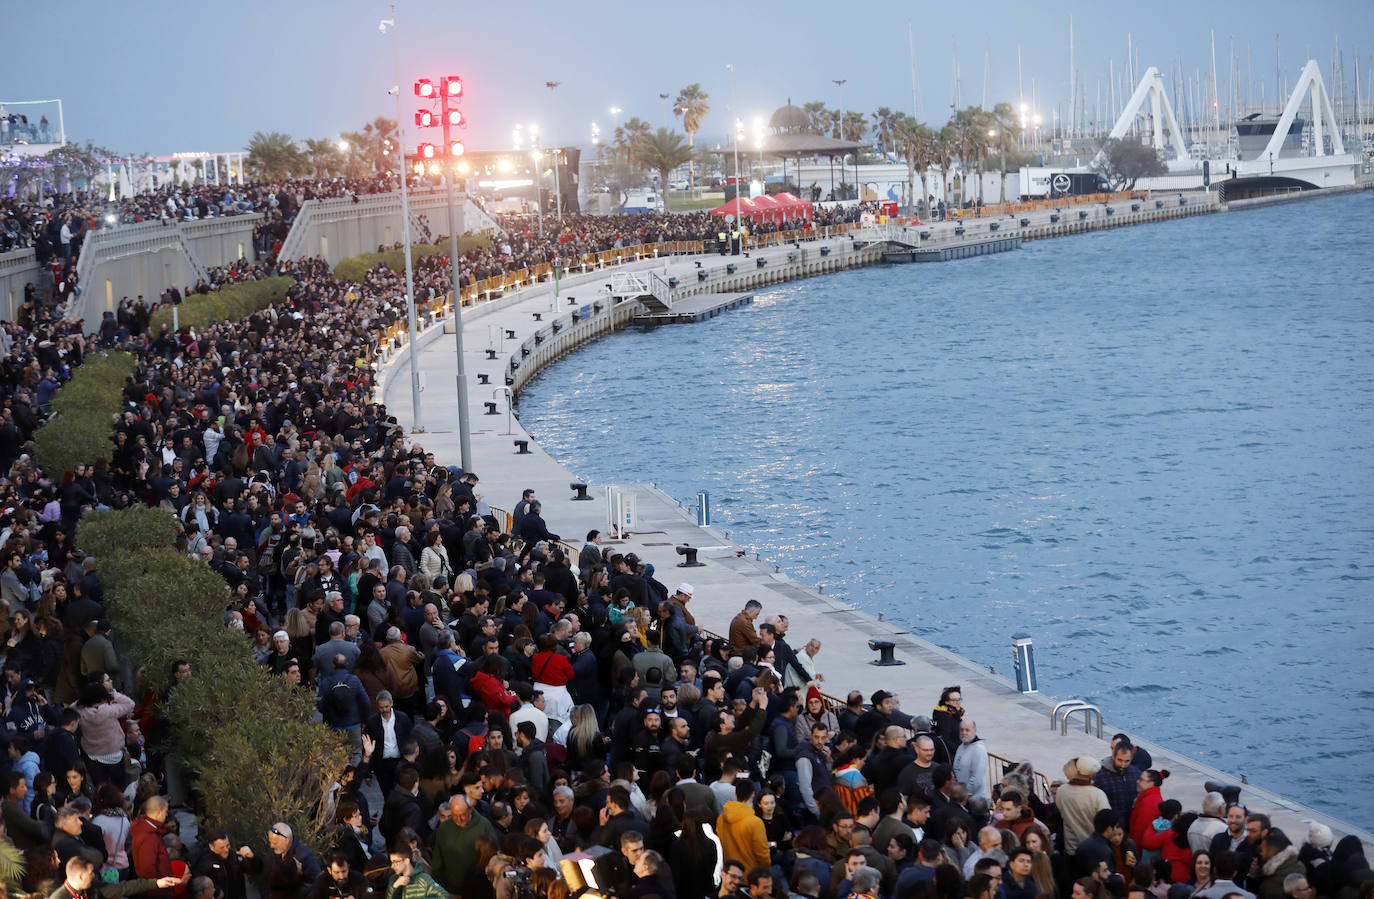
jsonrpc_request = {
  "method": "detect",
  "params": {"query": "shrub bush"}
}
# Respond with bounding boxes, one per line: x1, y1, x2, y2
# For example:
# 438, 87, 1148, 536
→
149, 276, 294, 333
32, 351, 136, 475
76, 508, 347, 852
332, 236, 490, 283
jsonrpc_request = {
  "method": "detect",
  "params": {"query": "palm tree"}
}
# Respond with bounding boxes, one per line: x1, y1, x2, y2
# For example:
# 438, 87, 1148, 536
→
338, 131, 370, 178
893, 114, 937, 214
935, 124, 957, 205
872, 107, 898, 155
674, 84, 710, 190
802, 102, 828, 134
361, 117, 398, 173
951, 106, 994, 204
817, 108, 841, 139
841, 111, 867, 143
988, 102, 1020, 203
632, 128, 694, 212
613, 116, 654, 163
303, 138, 345, 178
244, 131, 302, 181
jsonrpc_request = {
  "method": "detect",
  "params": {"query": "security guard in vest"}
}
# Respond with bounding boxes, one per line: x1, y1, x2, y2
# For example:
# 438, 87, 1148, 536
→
718, 229, 728, 255
730, 227, 741, 255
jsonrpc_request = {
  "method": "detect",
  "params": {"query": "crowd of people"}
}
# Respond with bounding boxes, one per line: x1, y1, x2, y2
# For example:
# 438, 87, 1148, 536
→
0, 189, 1363, 899
0, 110, 56, 146
0, 173, 407, 268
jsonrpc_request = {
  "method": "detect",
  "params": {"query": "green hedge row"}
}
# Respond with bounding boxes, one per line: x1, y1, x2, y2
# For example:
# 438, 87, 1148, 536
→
77, 507, 347, 852
332, 235, 490, 283
149, 276, 295, 334
32, 351, 137, 476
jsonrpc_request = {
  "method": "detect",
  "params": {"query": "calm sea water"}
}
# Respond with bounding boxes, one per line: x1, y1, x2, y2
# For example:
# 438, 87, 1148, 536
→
520, 190, 1374, 827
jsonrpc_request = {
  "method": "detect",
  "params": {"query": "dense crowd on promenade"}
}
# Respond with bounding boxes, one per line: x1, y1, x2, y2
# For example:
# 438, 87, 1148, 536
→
0, 173, 407, 268
0, 198, 1362, 899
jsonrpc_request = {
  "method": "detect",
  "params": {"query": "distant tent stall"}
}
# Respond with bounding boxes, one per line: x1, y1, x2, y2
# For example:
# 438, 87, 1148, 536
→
747, 194, 784, 223
708, 196, 761, 224
771, 191, 814, 221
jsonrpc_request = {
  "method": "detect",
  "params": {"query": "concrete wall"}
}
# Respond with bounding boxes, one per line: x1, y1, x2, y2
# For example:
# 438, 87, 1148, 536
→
179, 215, 259, 269
66, 215, 261, 327
275, 187, 503, 267
0, 249, 44, 322
72, 220, 202, 325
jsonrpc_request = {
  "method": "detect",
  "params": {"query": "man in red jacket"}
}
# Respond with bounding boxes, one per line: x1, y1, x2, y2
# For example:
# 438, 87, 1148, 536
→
131, 795, 176, 897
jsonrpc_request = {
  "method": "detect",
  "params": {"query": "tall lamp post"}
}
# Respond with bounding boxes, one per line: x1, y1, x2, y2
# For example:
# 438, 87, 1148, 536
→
413, 72, 473, 471
753, 116, 765, 186
990, 128, 1006, 204
545, 81, 562, 220
727, 64, 741, 209
379, 8, 423, 433
833, 78, 849, 200
530, 125, 545, 237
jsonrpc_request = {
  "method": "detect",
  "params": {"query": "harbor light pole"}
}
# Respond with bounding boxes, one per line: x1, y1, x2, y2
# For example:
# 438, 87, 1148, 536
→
546, 81, 562, 220
727, 64, 741, 209
413, 71, 473, 470
379, 8, 422, 433
833, 78, 849, 199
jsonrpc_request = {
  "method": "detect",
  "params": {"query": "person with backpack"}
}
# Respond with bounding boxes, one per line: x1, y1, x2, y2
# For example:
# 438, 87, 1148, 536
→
316, 655, 371, 765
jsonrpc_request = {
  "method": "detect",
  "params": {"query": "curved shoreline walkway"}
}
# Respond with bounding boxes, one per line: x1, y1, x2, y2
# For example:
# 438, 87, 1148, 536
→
382, 217, 1373, 840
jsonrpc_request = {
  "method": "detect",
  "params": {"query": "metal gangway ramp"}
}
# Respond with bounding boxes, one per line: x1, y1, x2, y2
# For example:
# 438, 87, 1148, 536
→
608, 269, 675, 312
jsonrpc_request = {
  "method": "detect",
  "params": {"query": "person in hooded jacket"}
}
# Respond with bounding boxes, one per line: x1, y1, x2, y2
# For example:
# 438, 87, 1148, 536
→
930, 686, 965, 761
468, 656, 518, 720
1255, 831, 1304, 899
715, 778, 770, 873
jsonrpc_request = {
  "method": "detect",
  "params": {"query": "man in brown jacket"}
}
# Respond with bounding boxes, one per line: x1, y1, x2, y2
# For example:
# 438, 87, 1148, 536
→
380, 627, 424, 716
728, 600, 762, 656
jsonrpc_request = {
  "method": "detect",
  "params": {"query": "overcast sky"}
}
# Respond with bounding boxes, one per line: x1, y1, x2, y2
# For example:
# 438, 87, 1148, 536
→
4, 0, 1371, 156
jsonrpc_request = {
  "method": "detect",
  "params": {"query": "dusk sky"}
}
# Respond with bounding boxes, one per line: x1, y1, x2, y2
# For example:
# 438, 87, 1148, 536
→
5, 0, 1372, 156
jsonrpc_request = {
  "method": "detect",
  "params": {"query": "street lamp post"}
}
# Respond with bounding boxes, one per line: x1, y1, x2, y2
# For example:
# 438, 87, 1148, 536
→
379, 8, 423, 433
833, 78, 849, 200
990, 128, 1007, 204
531, 147, 544, 237
413, 72, 473, 470
754, 116, 764, 187
530, 125, 544, 237
546, 81, 562, 220
727, 64, 741, 210
438, 81, 473, 472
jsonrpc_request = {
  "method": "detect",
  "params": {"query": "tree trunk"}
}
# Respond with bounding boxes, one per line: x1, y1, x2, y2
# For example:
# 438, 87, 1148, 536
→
687, 132, 695, 191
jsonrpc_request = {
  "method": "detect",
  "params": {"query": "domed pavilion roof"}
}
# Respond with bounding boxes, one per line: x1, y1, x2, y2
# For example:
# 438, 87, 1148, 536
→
769, 101, 812, 133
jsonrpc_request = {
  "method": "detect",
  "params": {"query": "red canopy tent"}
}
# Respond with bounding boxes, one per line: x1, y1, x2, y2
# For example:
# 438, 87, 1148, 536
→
772, 191, 814, 222
708, 196, 761, 223
747, 194, 785, 223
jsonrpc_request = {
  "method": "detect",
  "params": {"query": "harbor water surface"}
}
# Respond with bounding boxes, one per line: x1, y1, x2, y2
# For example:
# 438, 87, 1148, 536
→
519, 189, 1374, 826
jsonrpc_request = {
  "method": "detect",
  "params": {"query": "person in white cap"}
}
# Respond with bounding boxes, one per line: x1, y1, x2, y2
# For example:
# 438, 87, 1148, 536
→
658, 583, 697, 655
1057, 756, 1110, 854
669, 583, 698, 631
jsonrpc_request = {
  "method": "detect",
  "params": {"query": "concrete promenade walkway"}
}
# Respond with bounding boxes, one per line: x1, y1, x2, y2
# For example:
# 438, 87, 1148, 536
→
380, 223, 1372, 840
